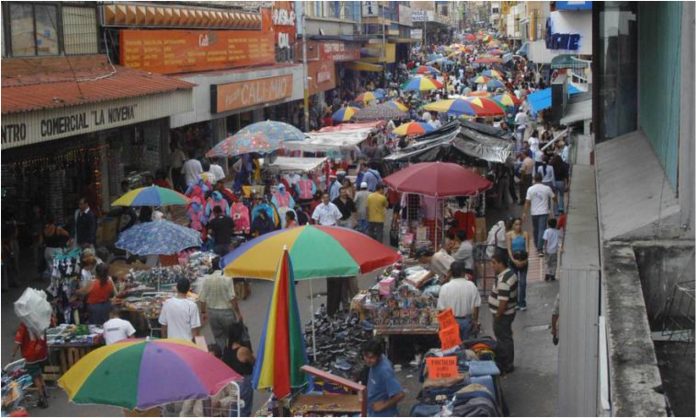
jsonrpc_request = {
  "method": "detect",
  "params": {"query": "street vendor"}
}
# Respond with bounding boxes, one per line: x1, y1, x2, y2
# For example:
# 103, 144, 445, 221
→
415, 239, 456, 287
362, 339, 405, 417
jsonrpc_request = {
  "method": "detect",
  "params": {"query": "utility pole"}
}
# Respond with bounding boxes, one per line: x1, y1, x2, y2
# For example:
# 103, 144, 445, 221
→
302, 11, 309, 132
382, 2, 386, 87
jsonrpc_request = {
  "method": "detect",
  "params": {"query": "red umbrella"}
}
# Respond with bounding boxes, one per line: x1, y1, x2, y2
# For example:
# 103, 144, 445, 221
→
383, 162, 492, 198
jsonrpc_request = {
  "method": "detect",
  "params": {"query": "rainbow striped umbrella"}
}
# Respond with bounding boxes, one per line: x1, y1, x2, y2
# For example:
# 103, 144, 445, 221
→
221, 225, 400, 280
493, 92, 523, 108
402, 76, 444, 92
412, 65, 441, 77
472, 75, 491, 84
482, 69, 505, 80
332, 106, 359, 122
112, 185, 189, 207
252, 249, 309, 399
386, 99, 409, 112
355, 91, 384, 105
392, 121, 434, 137
464, 97, 507, 117
58, 339, 242, 410
467, 91, 491, 97
424, 97, 505, 117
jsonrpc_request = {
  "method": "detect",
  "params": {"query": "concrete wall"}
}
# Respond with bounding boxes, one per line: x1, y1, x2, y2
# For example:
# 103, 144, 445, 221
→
679, 2, 695, 234
601, 243, 667, 417
632, 241, 695, 323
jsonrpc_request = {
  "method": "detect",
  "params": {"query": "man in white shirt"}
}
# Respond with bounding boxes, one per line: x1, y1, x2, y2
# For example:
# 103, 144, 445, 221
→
209, 159, 226, 183
437, 260, 481, 340
353, 182, 370, 233
452, 230, 474, 270
103, 307, 136, 345
311, 192, 343, 226
159, 279, 201, 341
514, 110, 528, 148
181, 156, 203, 187
523, 174, 557, 254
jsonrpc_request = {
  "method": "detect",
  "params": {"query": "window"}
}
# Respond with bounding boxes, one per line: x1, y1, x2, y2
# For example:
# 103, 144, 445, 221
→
4, 3, 98, 57
9, 3, 35, 56
62, 6, 98, 54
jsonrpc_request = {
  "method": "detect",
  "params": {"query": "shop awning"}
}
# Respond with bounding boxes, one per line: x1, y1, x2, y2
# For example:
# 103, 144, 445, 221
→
282, 127, 377, 153
527, 85, 581, 115
268, 156, 327, 172
560, 98, 592, 125
346, 61, 384, 72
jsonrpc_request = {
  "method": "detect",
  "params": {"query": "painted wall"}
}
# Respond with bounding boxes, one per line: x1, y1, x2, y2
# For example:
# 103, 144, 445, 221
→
638, 2, 682, 190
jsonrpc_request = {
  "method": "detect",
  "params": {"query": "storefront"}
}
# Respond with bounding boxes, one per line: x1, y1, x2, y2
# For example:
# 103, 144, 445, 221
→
1, 56, 193, 224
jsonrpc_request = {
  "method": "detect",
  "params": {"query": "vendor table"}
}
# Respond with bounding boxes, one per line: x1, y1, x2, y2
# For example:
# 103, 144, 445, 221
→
374, 326, 440, 364
48, 341, 103, 376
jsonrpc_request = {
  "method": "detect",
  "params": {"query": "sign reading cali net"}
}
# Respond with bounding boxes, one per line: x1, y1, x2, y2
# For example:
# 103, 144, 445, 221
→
120, 30, 275, 74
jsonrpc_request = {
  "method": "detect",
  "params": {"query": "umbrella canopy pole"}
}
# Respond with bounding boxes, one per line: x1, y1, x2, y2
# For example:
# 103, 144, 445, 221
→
309, 280, 317, 362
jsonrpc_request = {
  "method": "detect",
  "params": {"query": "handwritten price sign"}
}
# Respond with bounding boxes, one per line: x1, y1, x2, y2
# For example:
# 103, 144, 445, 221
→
439, 325, 462, 350
426, 356, 458, 379
437, 308, 457, 330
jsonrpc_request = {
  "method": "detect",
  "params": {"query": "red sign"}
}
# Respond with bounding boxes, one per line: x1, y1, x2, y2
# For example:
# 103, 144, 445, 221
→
272, 1, 296, 50
212, 75, 293, 113
426, 356, 459, 379
437, 308, 458, 331
439, 325, 462, 350
120, 29, 275, 75
308, 60, 336, 95
321, 41, 361, 62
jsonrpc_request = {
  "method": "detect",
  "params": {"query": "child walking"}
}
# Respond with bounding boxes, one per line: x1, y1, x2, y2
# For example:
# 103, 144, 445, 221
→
543, 218, 560, 281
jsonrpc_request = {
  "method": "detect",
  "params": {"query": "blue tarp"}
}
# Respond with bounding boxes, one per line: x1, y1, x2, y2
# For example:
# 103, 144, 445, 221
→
527, 85, 581, 115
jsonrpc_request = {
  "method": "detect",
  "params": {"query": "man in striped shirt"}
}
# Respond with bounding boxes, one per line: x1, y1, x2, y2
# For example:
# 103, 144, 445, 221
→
488, 253, 518, 375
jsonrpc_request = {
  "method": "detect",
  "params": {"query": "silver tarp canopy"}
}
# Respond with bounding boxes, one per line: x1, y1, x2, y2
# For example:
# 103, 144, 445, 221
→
385, 124, 514, 164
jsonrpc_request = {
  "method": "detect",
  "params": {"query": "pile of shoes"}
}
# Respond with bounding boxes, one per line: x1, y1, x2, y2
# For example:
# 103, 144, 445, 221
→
304, 306, 371, 381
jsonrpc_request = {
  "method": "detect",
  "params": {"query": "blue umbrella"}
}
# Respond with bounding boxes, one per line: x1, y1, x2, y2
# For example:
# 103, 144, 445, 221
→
116, 220, 202, 255
206, 121, 305, 158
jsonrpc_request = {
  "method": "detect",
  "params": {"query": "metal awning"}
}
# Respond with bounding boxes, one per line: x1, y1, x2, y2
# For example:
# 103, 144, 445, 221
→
560, 99, 592, 125
346, 61, 384, 72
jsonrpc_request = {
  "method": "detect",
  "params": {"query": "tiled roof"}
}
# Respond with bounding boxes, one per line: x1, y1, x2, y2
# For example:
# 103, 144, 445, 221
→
2, 55, 194, 114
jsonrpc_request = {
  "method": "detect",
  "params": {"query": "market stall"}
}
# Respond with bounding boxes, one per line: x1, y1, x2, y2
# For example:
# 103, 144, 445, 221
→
46, 324, 104, 375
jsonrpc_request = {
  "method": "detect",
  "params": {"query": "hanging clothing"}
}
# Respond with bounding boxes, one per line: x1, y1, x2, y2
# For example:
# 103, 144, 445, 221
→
296, 179, 316, 200
205, 191, 231, 218
230, 203, 251, 234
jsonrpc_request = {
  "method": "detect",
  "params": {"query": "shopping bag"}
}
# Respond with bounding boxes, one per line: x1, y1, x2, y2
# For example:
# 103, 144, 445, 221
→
13, 288, 52, 335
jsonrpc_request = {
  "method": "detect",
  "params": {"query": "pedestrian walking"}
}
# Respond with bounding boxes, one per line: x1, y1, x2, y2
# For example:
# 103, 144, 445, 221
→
207, 206, 235, 256
367, 184, 388, 243
354, 182, 370, 234
222, 322, 255, 417
159, 278, 201, 341
518, 152, 534, 206
311, 192, 343, 226
542, 218, 560, 281
506, 218, 530, 311
11, 321, 49, 408
523, 174, 556, 254
332, 187, 357, 228
103, 307, 136, 345
199, 260, 243, 351
488, 253, 518, 375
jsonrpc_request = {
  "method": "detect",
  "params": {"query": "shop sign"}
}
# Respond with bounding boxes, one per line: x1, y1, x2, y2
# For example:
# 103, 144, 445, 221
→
321, 42, 360, 62
1, 91, 192, 150
398, 5, 413, 26
211, 75, 293, 113
411, 10, 434, 22
120, 29, 275, 75
411, 28, 423, 40
308, 60, 336, 95
545, 18, 581, 50
426, 356, 458, 379
272, 2, 296, 53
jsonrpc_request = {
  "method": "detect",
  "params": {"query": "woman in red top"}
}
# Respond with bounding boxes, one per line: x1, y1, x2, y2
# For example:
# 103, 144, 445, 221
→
78, 263, 115, 325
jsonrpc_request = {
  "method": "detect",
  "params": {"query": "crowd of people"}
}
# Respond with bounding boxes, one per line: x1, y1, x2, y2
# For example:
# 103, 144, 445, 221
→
5, 28, 576, 417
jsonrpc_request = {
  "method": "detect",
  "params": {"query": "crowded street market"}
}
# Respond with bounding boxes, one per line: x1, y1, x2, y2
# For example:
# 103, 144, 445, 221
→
3, 1, 694, 417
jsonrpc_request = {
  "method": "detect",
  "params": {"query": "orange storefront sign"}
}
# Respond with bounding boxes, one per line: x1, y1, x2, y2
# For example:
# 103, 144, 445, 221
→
307, 60, 336, 95
212, 75, 293, 113
120, 29, 275, 75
